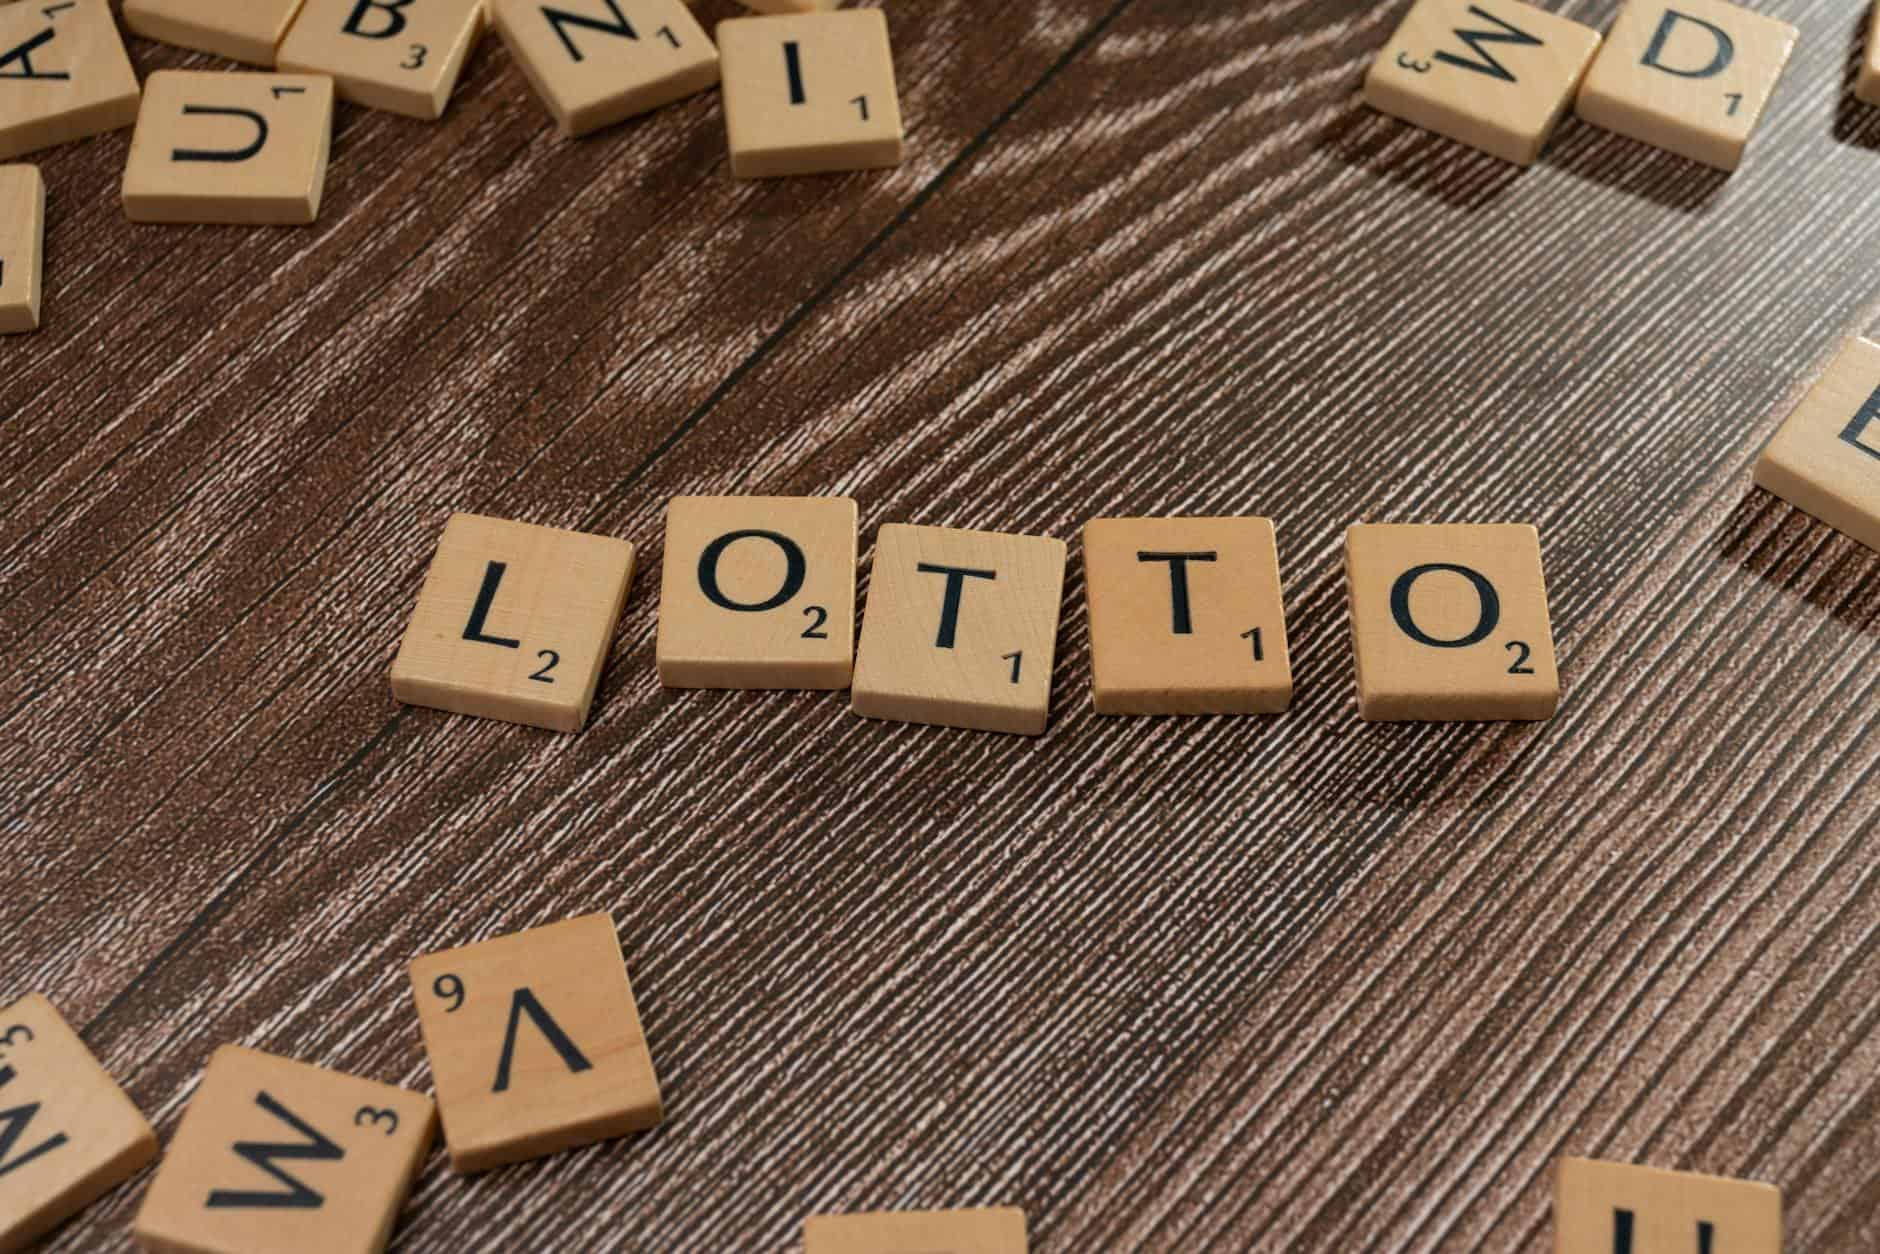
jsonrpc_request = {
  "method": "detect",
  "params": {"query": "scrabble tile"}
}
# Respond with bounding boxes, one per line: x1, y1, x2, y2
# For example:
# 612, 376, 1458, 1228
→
0, 995, 156, 1254
1861, 3, 1880, 107
0, 0, 141, 162
806, 1207, 1029, 1254
657, 495, 858, 690
1754, 337, 1880, 555
1555, 1157, 1781, 1253
1574, 0, 1796, 172
122, 0, 307, 67
120, 71, 333, 225
718, 9, 904, 178
278, 0, 483, 120
390, 513, 636, 733
133, 1046, 434, 1254
1084, 516, 1293, 717
0, 164, 43, 334
408, 912, 663, 1174
1344, 523, 1560, 721
1363, 0, 1601, 166
491, 0, 717, 139
850, 524, 1067, 736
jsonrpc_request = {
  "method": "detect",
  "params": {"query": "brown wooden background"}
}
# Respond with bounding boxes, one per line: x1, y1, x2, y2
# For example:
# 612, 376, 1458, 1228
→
3, 0, 1877, 1249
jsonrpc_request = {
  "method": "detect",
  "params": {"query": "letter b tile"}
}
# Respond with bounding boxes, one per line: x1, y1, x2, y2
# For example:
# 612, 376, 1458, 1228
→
1754, 336, 1880, 555
132, 1046, 435, 1254
120, 72, 335, 225
278, 0, 486, 121
851, 524, 1067, 736
657, 495, 858, 690
1575, 0, 1796, 171
1555, 1157, 1780, 1253
408, 913, 663, 1173
390, 513, 637, 733
1345, 523, 1560, 721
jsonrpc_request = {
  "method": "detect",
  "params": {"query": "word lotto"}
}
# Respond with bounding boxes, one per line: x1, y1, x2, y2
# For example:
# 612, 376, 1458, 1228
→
0, 940, 1792, 1251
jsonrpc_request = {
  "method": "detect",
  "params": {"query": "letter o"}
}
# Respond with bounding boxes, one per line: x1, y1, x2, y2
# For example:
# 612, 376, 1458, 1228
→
1388, 563, 1501, 648
697, 530, 807, 613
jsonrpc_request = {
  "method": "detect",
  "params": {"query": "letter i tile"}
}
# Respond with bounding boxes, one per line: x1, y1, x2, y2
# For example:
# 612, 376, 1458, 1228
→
408, 913, 664, 1173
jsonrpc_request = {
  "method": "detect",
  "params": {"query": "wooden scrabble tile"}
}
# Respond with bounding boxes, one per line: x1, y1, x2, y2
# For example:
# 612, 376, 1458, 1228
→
1754, 337, 1880, 555
408, 912, 662, 1174
120, 71, 333, 225
1574, 0, 1796, 171
132, 1046, 434, 1254
1084, 516, 1292, 716
850, 524, 1066, 736
0, 995, 156, 1254
806, 1207, 1029, 1254
1345, 523, 1560, 721
390, 513, 635, 733
0, 0, 141, 162
0, 165, 43, 334
490, 0, 717, 139
122, 0, 307, 67
1363, 0, 1601, 166
718, 9, 904, 178
278, 0, 483, 120
657, 495, 858, 690
1862, 2, 1880, 107
1555, 1157, 1781, 1253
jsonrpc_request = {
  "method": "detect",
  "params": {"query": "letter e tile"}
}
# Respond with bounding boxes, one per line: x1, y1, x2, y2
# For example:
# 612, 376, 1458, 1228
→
390, 513, 637, 733
407, 913, 664, 1174
1754, 336, 1880, 555
1345, 522, 1560, 721
0, 995, 156, 1254
132, 1046, 434, 1254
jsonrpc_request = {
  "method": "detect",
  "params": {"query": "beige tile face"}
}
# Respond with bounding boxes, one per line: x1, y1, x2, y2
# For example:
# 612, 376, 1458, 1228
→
1084, 516, 1293, 716
390, 513, 636, 733
718, 9, 903, 178
408, 913, 663, 1174
1861, 3, 1880, 107
278, 0, 483, 120
1363, 0, 1601, 165
133, 1047, 433, 1254
0, 164, 43, 334
1345, 523, 1560, 721
122, 0, 307, 67
120, 71, 333, 225
805, 1207, 1028, 1254
0, 0, 141, 162
850, 524, 1067, 736
657, 495, 857, 690
1555, 1157, 1781, 1254
0, 995, 156, 1254
1754, 337, 1880, 556
1575, 0, 1796, 171
491, 0, 717, 138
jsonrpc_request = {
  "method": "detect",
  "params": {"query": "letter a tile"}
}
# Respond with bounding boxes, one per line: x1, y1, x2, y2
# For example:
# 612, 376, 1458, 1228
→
657, 495, 858, 690
1574, 0, 1796, 171
278, 0, 485, 120
120, 71, 334, 225
1363, 0, 1601, 166
0, 165, 44, 335
806, 1207, 1029, 1254
1084, 516, 1293, 716
122, 0, 309, 67
0, 995, 156, 1254
491, 0, 718, 139
390, 513, 637, 733
1555, 1157, 1780, 1253
1345, 523, 1560, 721
408, 913, 663, 1173
0, 0, 141, 162
851, 523, 1067, 735
1754, 337, 1880, 555
718, 9, 904, 178
132, 1046, 434, 1254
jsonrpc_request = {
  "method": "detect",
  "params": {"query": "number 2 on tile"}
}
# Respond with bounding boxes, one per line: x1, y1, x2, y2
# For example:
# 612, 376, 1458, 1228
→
1506, 641, 1534, 675
530, 651, 559, 683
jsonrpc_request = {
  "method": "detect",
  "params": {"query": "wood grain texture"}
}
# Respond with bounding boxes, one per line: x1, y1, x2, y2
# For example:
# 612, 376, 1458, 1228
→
1, 0, 1875, 1249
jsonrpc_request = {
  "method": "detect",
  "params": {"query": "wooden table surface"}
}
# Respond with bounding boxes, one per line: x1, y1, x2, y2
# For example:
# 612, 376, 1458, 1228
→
4, 0, 1877, 1249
